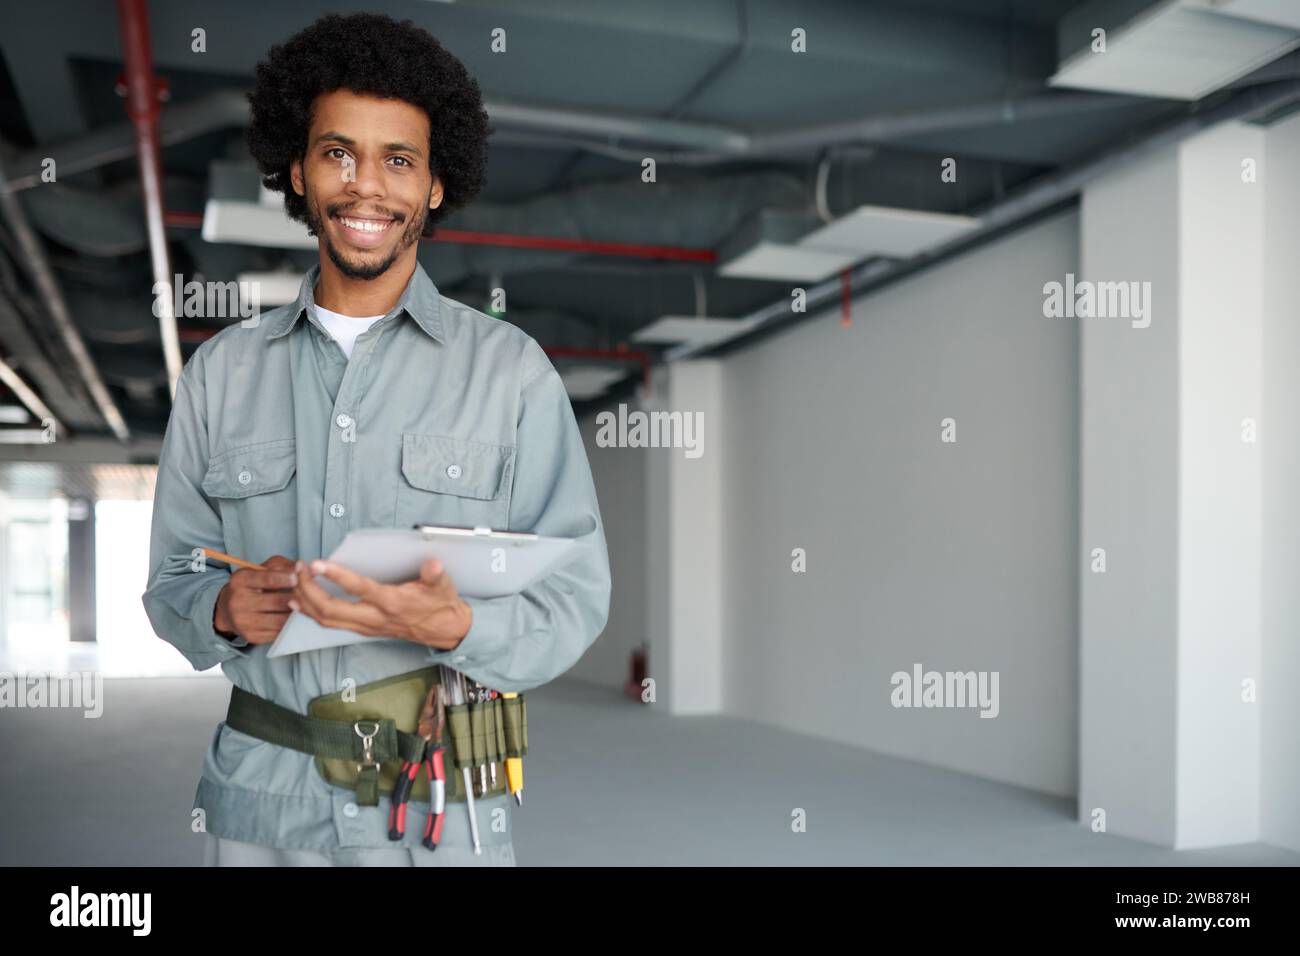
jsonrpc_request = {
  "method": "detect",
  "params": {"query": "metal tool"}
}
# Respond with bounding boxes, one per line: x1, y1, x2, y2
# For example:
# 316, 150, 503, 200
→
387, 682, 446, 850
442, 666, 482, 855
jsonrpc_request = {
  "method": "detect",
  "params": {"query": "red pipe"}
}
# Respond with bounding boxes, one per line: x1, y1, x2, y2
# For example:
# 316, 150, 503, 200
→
163, 209, 203, 228
118, 0, 183, 395
840, 268, 852, 329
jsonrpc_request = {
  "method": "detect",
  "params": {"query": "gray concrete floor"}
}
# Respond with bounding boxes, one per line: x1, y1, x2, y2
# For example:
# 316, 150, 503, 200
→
1, 676, 1296, 866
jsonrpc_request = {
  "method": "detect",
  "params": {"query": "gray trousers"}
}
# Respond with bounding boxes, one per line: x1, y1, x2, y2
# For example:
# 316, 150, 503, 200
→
203, 833, 516, 867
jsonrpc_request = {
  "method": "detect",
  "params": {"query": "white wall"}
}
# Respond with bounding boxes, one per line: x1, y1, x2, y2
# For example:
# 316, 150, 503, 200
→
719, 211, 1081, 796
1261, 111, 1300, 854
647, 361, 727, 714
1175, 123, 1264, 848
567, 412, 648, 689
1080, 121, 1274, 849
573, 364, 729, 714
1078, 143, 1182, 845
566, 116, 1300, 847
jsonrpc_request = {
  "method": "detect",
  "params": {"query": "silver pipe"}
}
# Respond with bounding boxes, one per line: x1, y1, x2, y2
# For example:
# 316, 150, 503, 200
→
484, 96, 750, 154
745, 92, 1146, 158
0, 429, 59, 444
0, 356, 60, 437
0, 89, 1145, 185
487, 92, 1140, 163
2, 89, 250, 193
0, 162, 130, 440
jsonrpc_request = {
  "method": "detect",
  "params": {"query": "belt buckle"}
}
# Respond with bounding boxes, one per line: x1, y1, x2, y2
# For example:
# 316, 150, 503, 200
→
354, 719, 381, 774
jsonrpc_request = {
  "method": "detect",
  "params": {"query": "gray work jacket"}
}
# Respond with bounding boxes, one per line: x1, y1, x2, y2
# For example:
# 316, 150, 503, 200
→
141, 260, 611, 850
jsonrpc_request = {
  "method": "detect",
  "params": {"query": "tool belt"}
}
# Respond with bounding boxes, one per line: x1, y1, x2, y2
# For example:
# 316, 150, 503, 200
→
224, 666, 528, 806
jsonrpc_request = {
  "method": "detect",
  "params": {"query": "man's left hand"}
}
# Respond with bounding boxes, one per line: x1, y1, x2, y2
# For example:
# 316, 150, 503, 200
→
289, 558, 472, 650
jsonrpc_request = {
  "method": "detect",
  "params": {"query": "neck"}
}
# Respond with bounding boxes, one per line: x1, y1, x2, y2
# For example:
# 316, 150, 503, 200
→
313, 245, 418, 316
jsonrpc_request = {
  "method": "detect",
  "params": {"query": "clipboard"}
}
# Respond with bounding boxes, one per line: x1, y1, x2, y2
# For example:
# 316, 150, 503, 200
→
267, 524, 580, 658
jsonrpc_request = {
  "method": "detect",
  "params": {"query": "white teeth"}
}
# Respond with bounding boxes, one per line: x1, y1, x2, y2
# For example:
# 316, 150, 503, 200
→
339, 217, 391, 233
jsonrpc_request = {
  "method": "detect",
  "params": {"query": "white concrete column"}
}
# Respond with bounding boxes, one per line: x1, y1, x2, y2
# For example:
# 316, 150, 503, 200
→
1079, 121, 1263, 848
1260, 112, 1300, 853
644, 359, 725, 715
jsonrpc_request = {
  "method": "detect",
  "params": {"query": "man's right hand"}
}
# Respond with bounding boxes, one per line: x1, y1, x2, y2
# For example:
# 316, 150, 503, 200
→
213, 555, 299, 645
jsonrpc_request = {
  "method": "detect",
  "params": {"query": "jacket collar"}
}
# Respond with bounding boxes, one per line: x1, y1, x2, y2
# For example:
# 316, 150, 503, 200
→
263, 260, 444, 343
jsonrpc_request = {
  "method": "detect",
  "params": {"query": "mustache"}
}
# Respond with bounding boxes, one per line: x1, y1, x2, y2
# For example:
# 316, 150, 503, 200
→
327, 204, 406, 223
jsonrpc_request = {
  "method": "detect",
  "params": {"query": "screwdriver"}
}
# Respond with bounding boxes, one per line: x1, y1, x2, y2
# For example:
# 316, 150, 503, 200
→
502, 691, 524, 806
441, 666, 482, 856
473, 680, 489, 795
487, 689, 499, 790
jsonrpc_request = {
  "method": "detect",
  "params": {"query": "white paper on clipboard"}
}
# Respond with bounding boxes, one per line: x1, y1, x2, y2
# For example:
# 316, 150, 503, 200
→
267, 524, 580, 658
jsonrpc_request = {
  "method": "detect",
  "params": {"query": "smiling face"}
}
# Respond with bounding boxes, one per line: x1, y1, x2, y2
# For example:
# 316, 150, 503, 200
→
290, 89, 444, 280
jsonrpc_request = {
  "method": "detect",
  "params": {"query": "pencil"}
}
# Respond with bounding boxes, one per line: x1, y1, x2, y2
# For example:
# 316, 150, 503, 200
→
201, 548, 267, 571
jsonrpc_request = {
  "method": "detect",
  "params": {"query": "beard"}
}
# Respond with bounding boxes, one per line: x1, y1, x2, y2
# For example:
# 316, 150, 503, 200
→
302, 183, 431, 281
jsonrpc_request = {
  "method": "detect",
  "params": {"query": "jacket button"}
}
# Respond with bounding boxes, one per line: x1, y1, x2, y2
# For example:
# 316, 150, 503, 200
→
446, 464, 462, 479
237, 469, 252, 485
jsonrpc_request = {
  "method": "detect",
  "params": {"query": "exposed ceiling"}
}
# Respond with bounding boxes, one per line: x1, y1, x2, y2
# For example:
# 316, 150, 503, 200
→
0, 0, 1298, 467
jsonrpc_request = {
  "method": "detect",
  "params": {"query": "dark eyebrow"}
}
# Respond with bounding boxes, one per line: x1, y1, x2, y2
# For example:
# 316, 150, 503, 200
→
383, 141, 423, 157
313, 131, 355, 148
312, 131, 423, 158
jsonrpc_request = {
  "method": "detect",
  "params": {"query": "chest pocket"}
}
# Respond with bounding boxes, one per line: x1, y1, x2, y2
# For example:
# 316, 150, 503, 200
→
396, 433, 513, 531
201, 439, 298, 559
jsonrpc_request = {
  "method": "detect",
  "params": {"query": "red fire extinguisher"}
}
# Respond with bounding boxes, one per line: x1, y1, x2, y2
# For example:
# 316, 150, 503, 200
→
624, 642, 648, 701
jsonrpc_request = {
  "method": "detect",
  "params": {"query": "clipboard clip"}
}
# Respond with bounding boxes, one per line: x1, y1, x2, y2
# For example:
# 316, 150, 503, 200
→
411, 523, 539, 542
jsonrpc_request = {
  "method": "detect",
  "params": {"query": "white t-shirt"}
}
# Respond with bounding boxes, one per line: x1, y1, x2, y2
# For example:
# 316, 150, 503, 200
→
312, 304, 387, 360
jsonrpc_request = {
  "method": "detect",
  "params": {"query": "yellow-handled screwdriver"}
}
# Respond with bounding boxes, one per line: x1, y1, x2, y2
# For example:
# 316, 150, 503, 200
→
502, 691, 524, 806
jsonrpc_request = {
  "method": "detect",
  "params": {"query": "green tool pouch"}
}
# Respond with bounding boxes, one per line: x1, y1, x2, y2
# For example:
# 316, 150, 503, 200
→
308, 667, 448, 806
440, 694, 528, 788
224, 667, 526, 807
501, 694, 528, 758
493, 697, 507, 760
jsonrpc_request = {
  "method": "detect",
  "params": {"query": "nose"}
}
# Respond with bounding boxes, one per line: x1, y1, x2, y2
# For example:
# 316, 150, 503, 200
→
344, 153, 386, 200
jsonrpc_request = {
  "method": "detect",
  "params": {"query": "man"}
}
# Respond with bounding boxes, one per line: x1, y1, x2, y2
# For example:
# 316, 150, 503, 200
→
142, 12, 611, 867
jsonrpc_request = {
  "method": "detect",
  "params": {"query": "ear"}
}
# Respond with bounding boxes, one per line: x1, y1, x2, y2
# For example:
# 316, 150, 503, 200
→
428, 175, 444, 211
290, 157, 305, 197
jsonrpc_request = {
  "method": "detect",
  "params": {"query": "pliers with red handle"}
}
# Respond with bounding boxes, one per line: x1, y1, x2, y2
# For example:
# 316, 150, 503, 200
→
421, 739, 447, 850
388, 683, 447, 850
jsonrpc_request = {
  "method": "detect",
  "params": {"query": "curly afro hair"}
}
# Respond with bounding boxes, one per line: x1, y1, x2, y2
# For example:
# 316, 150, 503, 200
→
246, 12, 491, 237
